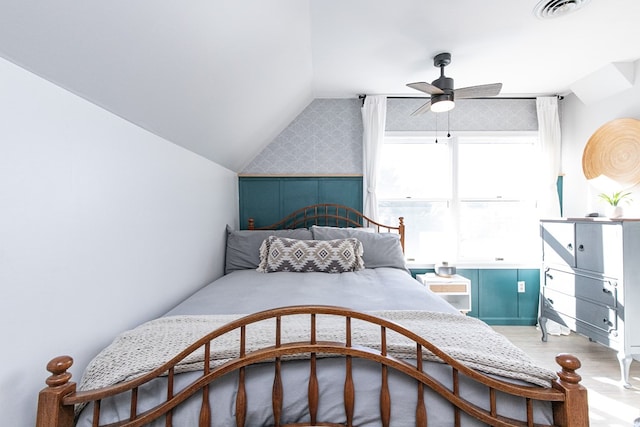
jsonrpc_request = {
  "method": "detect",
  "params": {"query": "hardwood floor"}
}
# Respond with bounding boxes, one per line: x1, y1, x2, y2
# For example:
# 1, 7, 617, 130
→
493, 326, 640, 427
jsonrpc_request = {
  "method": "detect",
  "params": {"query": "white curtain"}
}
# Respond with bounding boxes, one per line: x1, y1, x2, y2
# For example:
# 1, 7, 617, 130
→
361, 95, 387, 220
536, 96, 562, 218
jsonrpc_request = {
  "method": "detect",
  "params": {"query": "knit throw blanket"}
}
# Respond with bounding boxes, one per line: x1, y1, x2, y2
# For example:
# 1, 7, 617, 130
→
78, 311, 556, 397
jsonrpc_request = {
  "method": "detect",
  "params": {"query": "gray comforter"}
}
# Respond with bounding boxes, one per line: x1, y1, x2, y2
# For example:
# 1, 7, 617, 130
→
76, 268, 554, 426
165, 268, 460, 316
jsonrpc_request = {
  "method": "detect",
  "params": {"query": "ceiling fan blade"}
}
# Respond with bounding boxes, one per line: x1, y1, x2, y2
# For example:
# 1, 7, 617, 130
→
410, 100, 433, 116
407, 81, 444, 95
454, 83, 503, 99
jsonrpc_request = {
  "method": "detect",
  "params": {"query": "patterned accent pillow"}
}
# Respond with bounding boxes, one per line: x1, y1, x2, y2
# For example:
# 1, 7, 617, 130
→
257, 236, 364, 273
311, 226, 407, 271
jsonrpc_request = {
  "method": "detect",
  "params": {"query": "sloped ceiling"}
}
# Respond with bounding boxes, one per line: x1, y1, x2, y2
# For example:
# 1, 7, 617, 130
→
0, 1, 314, 172
1, 0, 639, 171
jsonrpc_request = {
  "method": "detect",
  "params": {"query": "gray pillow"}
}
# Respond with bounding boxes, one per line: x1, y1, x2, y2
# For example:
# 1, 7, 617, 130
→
225, 226, 313, 274
311, 226, 406, 270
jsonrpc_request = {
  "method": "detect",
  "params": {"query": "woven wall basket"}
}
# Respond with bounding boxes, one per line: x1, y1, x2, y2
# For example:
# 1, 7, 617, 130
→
582, 118, 640, 187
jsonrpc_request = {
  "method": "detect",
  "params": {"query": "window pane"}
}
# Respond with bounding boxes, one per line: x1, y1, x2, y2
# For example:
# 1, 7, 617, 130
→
378, 200, 454, 263
377, 141, 451, 199
458, 140, 537, 199
378, 133, 541, 264
458, 201, 540, 262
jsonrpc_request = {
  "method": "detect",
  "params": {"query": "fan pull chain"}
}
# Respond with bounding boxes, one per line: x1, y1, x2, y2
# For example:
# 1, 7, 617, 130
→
447, 111, 451, 138
435, 113, 438, 143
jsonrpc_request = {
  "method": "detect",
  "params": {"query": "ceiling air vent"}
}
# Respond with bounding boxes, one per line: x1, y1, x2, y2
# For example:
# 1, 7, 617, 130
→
533, 0, 591, 19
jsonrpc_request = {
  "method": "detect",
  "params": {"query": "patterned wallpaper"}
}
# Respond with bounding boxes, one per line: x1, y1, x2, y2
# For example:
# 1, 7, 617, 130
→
241, 97, 538, 175
241, 99, 363, 175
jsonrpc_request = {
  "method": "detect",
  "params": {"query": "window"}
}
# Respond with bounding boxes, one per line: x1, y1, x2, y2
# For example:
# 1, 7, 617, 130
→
377, 132, 541, 264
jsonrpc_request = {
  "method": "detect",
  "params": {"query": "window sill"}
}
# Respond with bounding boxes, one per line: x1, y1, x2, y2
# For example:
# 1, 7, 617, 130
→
407, 261, 541, 270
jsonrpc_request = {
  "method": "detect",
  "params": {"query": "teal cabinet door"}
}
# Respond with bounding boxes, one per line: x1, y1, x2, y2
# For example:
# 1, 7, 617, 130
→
319, 179, 362, 210
282, 180, 319, 215
239, 177, 363, 229
239, 178, 282, 228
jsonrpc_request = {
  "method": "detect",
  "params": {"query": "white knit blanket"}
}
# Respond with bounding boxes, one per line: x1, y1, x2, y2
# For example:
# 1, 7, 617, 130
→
79, 311, 556, 396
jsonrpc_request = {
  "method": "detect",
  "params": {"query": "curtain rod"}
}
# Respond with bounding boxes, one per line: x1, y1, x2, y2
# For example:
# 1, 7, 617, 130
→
388, 95, 563, 100
387, 96, 539, 100
359, 94, 563, 106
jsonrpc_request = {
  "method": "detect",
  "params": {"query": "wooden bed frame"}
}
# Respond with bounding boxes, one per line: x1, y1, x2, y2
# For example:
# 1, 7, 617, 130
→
247, 203, 405, 251
36, 204, 588, 427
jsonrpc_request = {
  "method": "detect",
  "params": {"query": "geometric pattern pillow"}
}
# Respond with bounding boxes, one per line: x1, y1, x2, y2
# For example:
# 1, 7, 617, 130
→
310, 226, 406, 271
257, 236, 364, 273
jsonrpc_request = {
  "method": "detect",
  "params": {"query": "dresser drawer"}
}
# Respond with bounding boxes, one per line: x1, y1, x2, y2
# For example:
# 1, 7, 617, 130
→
542, 288, 617, 334
543, 269, 617, 307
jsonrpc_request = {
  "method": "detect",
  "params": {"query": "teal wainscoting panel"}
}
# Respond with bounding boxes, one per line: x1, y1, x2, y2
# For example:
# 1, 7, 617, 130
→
238, 178, 282, 228
478, 270, 519, 323
557, 175, 563, 217
282, 179, 319, 215
239, 176, 363, 229
517, 269, 540, 323
409, 267, 539, 325
319, 179, 363, 208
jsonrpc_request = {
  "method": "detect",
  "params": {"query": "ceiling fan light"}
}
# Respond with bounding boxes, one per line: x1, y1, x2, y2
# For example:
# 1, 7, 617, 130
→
430, 94, 455, 113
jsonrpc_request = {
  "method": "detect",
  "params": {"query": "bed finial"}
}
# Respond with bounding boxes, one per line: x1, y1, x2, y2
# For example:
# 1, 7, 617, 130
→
248, 218, 255, 230
45, 355, 74, 387
398, 217, 405, 252
36, 356, 76, 427
555, 353, 582, 386
553, 353, 589, 426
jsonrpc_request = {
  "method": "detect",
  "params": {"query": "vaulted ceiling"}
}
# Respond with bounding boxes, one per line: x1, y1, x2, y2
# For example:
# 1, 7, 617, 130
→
1, 0, 639, 171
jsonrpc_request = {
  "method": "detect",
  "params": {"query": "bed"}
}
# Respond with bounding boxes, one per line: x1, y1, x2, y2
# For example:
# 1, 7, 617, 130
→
36, 204, 589, 427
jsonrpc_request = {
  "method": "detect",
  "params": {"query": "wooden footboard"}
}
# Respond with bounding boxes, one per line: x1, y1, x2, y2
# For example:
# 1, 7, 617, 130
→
36, 306, 588, 427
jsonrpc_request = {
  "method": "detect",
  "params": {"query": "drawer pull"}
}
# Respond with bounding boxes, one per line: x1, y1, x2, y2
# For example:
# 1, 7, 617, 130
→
546, 273, 554, 280
566, 243, 573, 251
577, 244, 585, 252
602, 288, 612, 294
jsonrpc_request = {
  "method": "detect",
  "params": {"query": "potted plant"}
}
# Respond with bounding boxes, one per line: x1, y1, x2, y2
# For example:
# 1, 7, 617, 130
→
598, 191, 632, 218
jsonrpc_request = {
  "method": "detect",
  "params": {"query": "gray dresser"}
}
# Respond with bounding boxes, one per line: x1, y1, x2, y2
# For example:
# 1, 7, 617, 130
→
539, 218, 640, 387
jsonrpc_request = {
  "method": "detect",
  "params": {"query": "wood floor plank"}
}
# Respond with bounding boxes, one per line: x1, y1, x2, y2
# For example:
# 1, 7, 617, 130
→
493, 326, 640, 427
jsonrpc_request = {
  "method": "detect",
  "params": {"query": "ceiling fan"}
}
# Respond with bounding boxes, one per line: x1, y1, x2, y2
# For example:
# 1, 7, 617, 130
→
406, 52, 502, 115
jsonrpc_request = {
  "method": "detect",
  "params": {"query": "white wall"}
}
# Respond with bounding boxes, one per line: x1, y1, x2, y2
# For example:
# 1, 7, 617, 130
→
0, 57, 237, 426
561, 60, 640, 218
